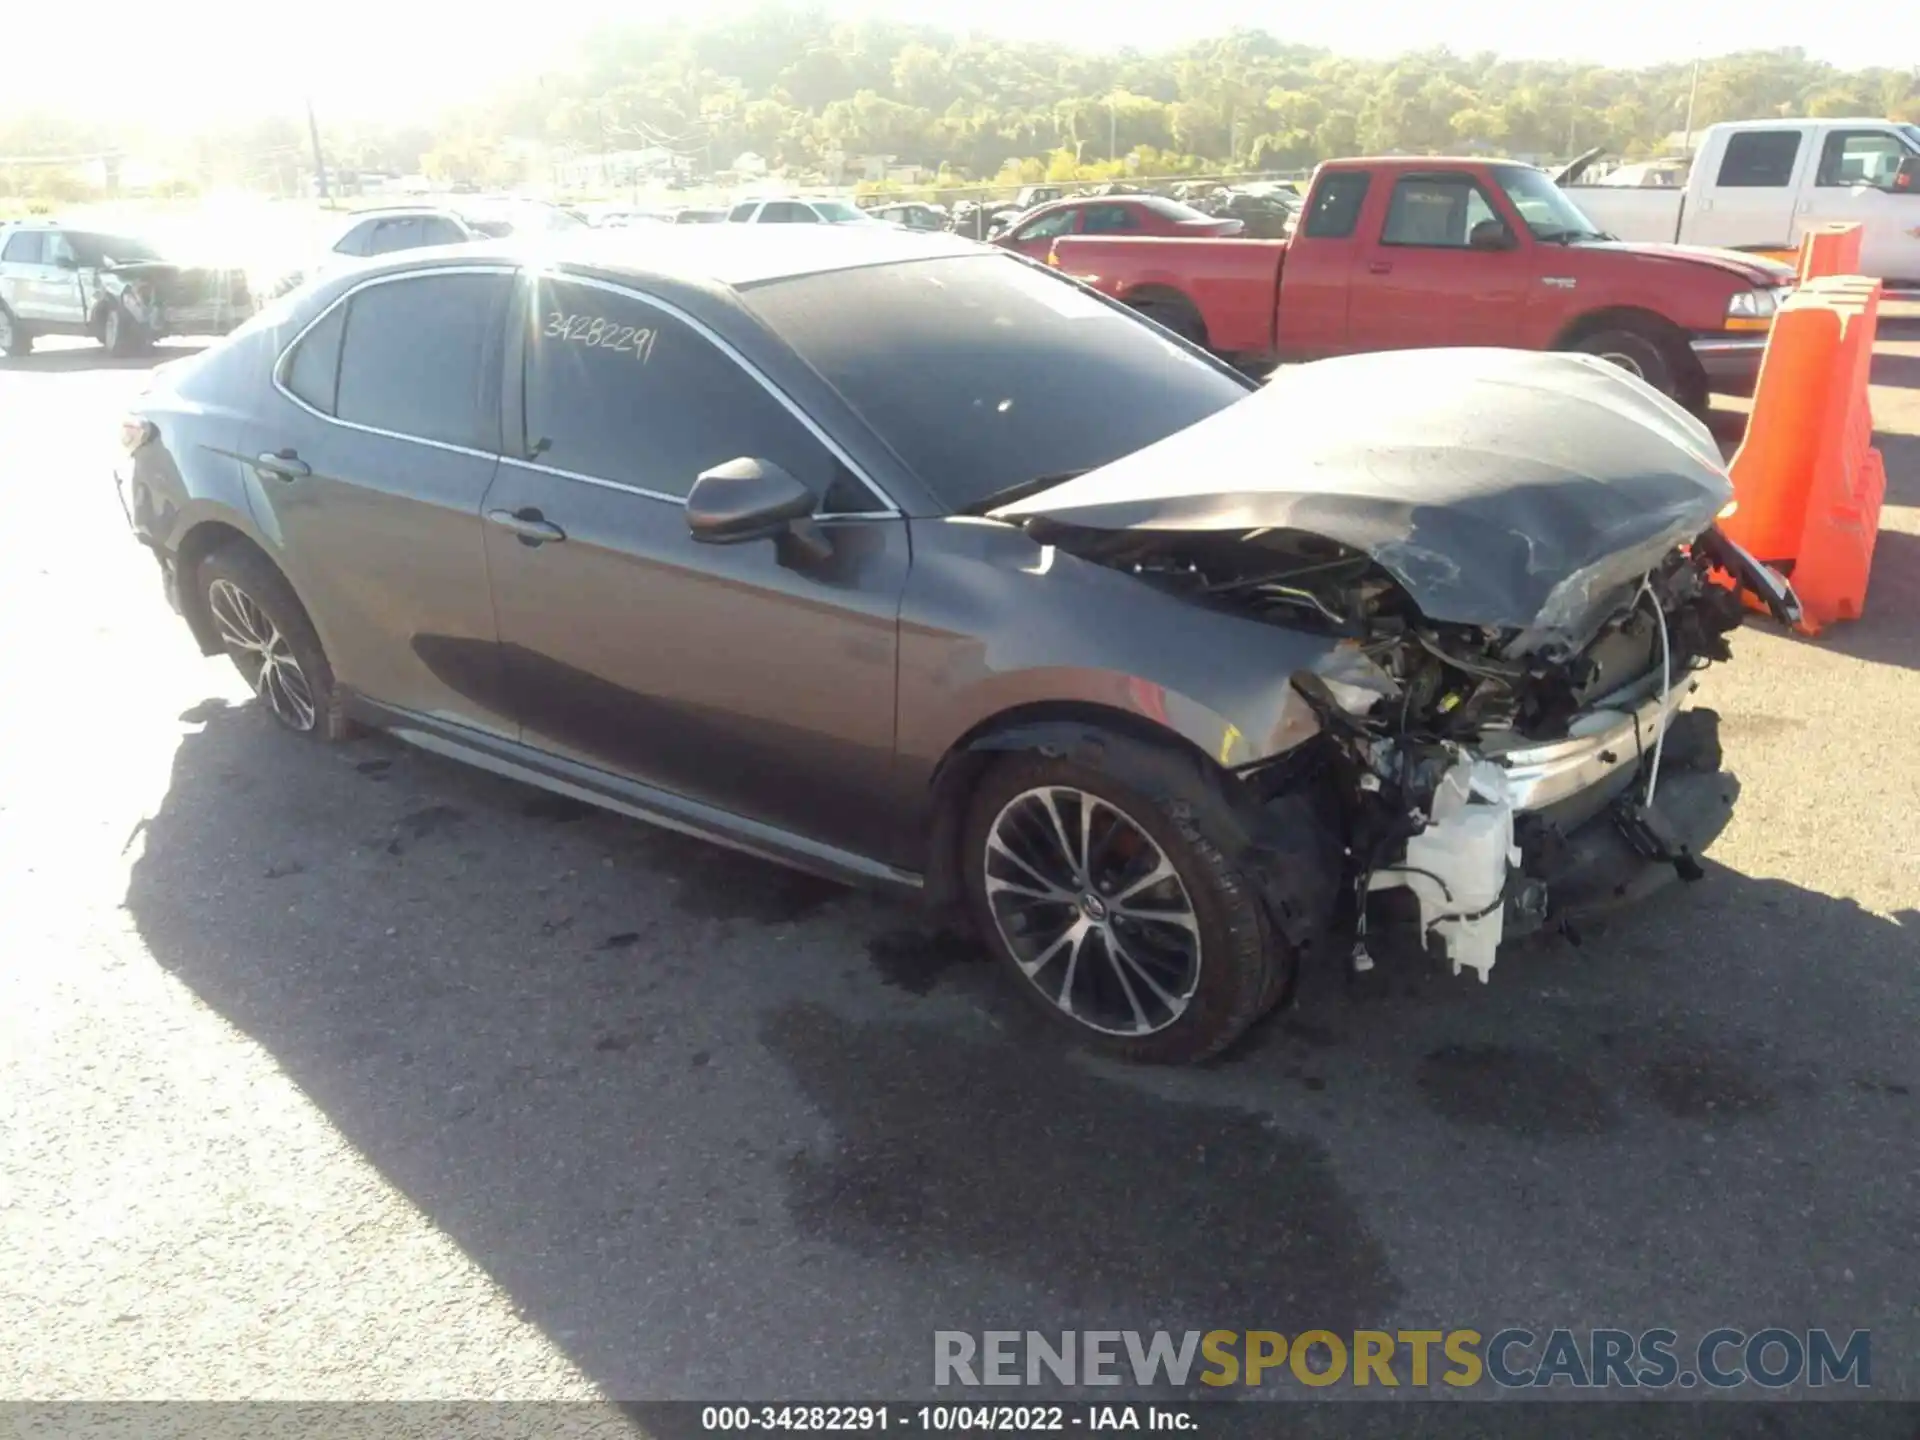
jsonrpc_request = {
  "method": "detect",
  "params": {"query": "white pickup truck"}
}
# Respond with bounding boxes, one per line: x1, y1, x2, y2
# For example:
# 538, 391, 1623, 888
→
1562, 117, 1920, 283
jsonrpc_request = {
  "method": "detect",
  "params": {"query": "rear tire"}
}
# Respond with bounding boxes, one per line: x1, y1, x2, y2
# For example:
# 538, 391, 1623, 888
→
194, 544, 353, 742
961, 748, 1282, 1065
1132, 295, 1208, 349
0, 305, 32, 358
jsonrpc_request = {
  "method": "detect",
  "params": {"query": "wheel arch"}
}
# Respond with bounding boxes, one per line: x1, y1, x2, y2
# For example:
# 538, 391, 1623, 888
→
1122, 284, 1209, 347
174, 521, 311, 658
1552, 304, 1693, 355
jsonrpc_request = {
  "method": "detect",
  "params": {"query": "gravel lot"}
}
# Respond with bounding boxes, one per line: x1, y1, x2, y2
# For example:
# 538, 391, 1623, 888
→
2, 324, 1916, 1411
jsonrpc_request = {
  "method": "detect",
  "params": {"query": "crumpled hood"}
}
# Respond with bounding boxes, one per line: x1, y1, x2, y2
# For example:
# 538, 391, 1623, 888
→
995, 348, 1735, 654
1579, 240, 1794, 287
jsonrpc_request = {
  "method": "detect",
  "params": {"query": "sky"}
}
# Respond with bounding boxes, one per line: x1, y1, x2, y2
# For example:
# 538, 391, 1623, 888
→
6, 0, 1916, 131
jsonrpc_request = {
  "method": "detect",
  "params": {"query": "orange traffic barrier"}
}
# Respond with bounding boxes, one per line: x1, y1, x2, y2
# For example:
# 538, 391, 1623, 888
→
1721, 271, 1885, 634
1796, 223, 1865, 282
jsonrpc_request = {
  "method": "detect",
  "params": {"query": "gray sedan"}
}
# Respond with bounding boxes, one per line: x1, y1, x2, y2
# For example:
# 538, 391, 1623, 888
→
115, 226, 1795, 1062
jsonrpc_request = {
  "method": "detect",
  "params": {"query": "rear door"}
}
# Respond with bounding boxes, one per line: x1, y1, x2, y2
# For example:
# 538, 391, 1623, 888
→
1, 229, 52, 321
240, 264, 517, 731
479, 273, 909, 858
1689, 127, 1808, 252
1346, 171, 1534, 352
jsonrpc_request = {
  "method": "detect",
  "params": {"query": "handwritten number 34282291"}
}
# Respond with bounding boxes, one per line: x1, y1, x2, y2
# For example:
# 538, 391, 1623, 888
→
544, 312, 658, 362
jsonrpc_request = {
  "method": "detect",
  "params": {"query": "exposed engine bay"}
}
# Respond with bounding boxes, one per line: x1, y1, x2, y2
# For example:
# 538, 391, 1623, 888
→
1026, 517, 1780, 983
995, 348, 1801, 983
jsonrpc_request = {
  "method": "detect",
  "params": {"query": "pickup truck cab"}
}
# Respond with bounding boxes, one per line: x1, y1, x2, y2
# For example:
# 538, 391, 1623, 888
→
1050, 156, 1794, 410
1563, 118, 1920, 283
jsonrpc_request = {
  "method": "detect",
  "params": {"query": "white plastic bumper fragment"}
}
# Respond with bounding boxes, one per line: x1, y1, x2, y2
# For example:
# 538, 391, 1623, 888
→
1368, 757, 1520, 982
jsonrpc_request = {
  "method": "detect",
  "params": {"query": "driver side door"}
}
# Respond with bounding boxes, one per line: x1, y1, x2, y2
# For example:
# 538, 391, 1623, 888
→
479, 275, 911, 861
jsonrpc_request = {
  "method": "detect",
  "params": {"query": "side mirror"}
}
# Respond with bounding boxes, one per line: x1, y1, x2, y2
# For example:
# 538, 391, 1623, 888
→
1469, 219, 1518, 251
1893, 155, 1920, 193
685, 456, 830, 560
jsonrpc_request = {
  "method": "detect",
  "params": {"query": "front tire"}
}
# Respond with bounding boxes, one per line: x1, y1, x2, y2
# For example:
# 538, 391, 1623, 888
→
1569, 325, 1684, 402
961, 751, 1282, 1064
195, 544, 351, 741
102, 302, 151, 358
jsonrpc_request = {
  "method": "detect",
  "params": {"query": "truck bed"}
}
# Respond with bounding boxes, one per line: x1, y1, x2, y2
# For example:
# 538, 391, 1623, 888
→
1048, 235, 1287, 358
1562, 185, 1685, 245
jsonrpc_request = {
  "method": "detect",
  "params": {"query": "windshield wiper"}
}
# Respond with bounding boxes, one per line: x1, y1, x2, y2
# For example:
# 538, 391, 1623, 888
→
961, 469, 1089, 516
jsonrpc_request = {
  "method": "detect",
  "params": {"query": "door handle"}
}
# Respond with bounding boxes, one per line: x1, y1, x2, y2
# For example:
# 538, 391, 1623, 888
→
254, 448, 309, 481
486, 507, 567, 545
1366, 260, 1393, 274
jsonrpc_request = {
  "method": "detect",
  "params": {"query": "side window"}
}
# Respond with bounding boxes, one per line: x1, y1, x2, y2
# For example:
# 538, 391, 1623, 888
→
366, 217, 423, 254
1014, 209, 1078, 242
1816, 130, 1907, 188
1381, 176, 1499, 248
1081, 205, 1138, 235
334, 271, 510, 451
332, 220, 376, 256
282, 302, 347, 414
1301, 173, 1370, 239
761, 202, 816, 224
728, 203, 758, 222
44, 232, 77, 267
525, 279, 871, 509
2, 231, 45, 264
1716, 131, 1802, 188
420, 216, 468, 245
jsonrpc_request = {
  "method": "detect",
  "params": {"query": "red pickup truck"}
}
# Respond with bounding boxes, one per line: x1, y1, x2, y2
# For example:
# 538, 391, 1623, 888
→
1048, 156, 1795, 412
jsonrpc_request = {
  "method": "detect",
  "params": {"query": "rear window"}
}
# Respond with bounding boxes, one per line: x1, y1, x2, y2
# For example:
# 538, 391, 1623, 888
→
2, 230, 45, 264
743, 254, 1249, 513
1301, 173, 1370, 239
1716, 131, 1801, 188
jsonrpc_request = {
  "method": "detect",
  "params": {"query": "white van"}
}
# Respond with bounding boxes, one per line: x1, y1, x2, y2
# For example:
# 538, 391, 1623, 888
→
1564, 118, 1920, 283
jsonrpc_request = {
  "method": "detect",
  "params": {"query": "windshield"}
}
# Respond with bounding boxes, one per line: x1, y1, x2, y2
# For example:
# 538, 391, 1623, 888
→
69, 232, 163, 266
744, 254, 1250, 513
810, 200, 870, 224
1902, 124, 1920, 153
1495, 167, 1606, 241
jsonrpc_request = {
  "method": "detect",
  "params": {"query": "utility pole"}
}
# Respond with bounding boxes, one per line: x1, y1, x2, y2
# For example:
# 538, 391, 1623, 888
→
1109, 97, 1118, 163
305, 97, 330, 203
1681, 58, 1701, 154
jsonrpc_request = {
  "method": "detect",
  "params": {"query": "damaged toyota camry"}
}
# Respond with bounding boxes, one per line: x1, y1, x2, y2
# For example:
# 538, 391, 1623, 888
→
116, 228, 1796, 1063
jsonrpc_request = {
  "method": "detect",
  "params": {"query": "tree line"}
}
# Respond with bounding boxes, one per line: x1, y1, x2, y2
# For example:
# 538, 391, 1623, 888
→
4, 11, 1918, 200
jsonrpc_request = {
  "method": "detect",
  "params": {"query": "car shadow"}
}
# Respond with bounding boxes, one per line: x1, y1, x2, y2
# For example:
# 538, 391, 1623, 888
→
1, 340, 208, 373
122, 700, 1920, 1403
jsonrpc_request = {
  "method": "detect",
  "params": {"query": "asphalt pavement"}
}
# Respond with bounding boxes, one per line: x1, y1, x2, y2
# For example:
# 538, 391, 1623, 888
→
1, 329, 1916, 1414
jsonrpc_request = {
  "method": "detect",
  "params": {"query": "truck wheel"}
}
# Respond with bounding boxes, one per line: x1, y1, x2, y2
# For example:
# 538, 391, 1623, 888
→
1133, 296, 1208, 349
1571, 327, 1677, 400
961, 749, 1283, 1065
0, 305, 32, 358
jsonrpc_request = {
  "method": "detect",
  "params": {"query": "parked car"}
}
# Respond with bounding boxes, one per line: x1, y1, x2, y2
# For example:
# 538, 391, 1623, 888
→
867, 201, 949, 232
265, 206, 480, 298
0, 220, 255, 358
995, 195, 1243, 260
949, 199, 1022, 241
726, 197, 887, 225
115, 227, 1793, 1063
668, 207, 728, 225
1049, 156, 1796, 411
453, 198, 589, 238
1561, 118, 1920, 283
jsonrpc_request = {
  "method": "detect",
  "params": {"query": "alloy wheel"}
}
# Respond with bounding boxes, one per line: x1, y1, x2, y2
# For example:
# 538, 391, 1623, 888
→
207, 578, 317, 731
982, 786, 1203, 1036
1596, 349, 1645, 378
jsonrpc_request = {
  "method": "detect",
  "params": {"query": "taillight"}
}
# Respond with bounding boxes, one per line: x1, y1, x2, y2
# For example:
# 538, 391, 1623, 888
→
120, 416, 156, 454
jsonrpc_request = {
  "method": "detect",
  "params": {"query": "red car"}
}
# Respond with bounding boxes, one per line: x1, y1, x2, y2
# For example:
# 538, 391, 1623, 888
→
993, 195, 1243, 259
